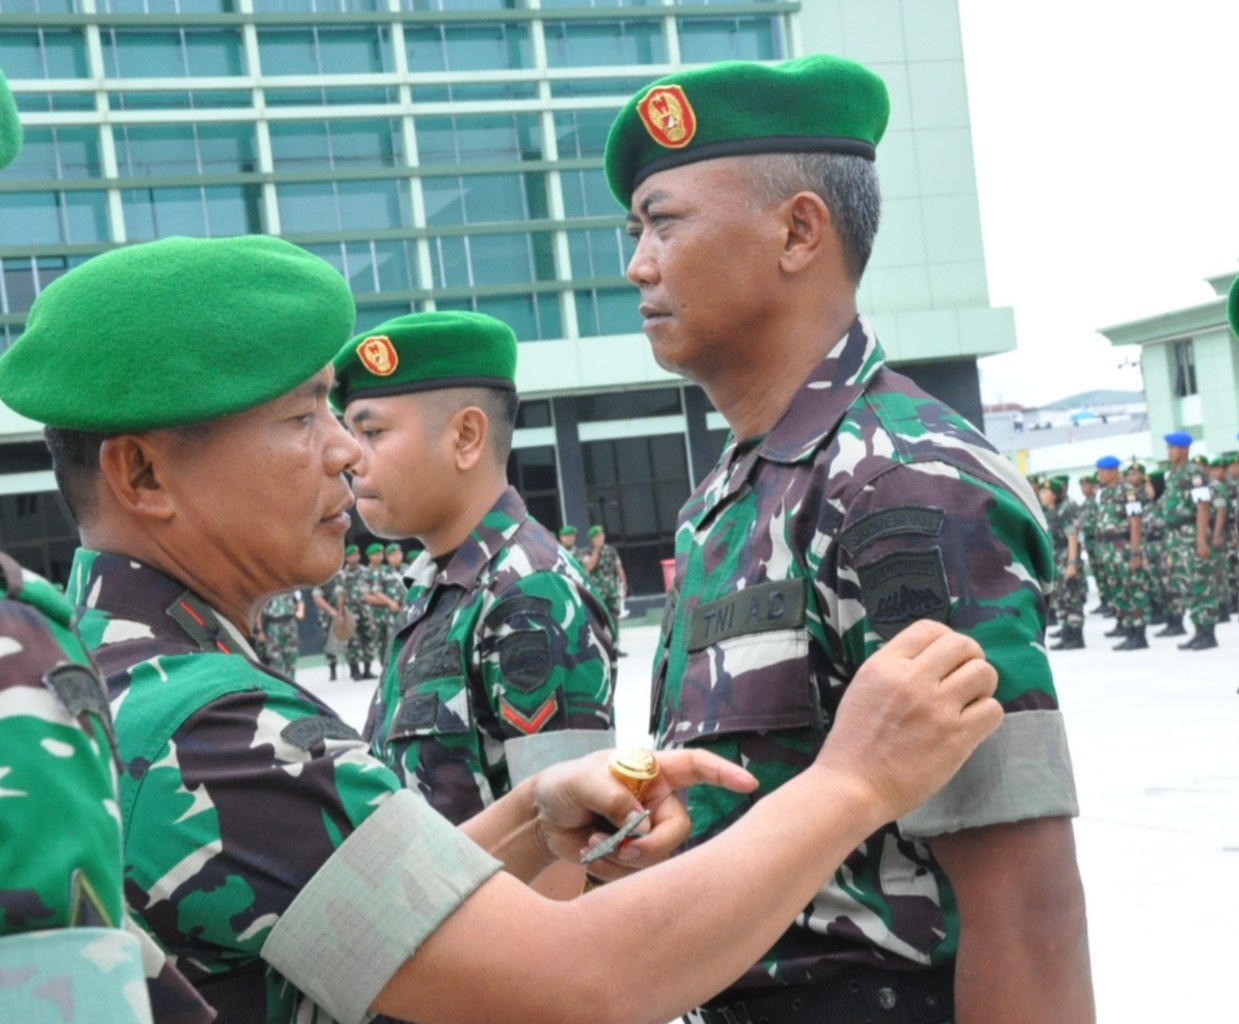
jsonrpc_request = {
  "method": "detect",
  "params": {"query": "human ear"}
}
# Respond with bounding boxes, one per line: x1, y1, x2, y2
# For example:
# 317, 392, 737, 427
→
451, 407, 488, 472
779, 191, 831, 274
98, 434, 176, 522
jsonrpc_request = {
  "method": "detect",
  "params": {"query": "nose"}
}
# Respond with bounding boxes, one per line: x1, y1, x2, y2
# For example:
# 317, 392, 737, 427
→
325, 413, 363, 476
625, 230, 657, 287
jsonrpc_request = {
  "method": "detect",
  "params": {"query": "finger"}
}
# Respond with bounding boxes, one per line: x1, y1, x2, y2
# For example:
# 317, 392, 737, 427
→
958, 695, 1004, 746
652, 748, 758, 794
938, 655, 998, 708
876, 617, 952, 659
910, 627, 986, 682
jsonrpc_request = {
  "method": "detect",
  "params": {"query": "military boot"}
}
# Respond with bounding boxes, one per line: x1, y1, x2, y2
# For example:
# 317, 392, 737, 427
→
1103, 621, 1126, 638
1217, 602, 1231, 623
1051, 625, 1085, 650
1046, 607, 1059, 628
328, 659, 337, 682
360, 660, 376, 680
1155, 614, 1186, 637
1114, 625, 1147, 651
1180, 624, 1218, 650
349, 659, 362, 680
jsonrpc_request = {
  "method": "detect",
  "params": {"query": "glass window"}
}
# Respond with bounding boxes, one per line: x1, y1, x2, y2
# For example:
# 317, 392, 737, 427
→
116, 123, 255, 176
515, 399, 551, 430
1173, 340, 1197, 398
406, 22, 531, 73
264, 85, 397, 106
354, 299, 415, 332
258, 26, 392, 75
413, 81, 538, 103
403, 0, 519, 9
4, 126, 101, 180
566, 227, 629, 280
422, 172, 546, 227
576, 286, 642, 338
109, 89, 253, 110
122, 184, 263, 240
677, 17, 783, 63
0, 256, 86, 316
543, 21, 665, 68
0, 191, 108, 245
253, 0, 380, 10
0, 28, 88, 78
277, 179, 409, 233
436, 292, 562, 343
429, 231, 555, 290
13, 92, 96, 113
507, 445, 560, 532
270, 119, 402, 169
102, 28, 245, 78
578, 387, 680, 423
415, 113, 542, 166
554, 109, 620, 160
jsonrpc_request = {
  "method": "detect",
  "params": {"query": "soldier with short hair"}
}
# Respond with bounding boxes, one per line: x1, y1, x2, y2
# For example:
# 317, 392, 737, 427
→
256, 590, 303, 678
338, 543, 376, 679
582, 524, 627, 656
0, 231, 1001, 1024
1041, 477, 1085, 650
606, 53, 1091, 1023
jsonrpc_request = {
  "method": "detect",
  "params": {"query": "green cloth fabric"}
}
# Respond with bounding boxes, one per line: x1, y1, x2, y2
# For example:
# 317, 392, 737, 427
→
332, 310, 517, 411
365, 542, 383, 556
1229, 274, 1239, 335
557, 525, 577, 538
604, 54, 889, 207
0, 235, 355, 431
0, 65, 22, 170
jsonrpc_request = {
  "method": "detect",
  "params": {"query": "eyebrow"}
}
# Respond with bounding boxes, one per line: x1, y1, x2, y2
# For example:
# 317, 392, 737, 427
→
347, 406, 375, 428
291, 376, 331, 402
627, 189, 673, 225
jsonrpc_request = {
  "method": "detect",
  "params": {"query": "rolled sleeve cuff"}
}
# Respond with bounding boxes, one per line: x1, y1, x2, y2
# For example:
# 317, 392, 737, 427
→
261, 789, 502, 1024
504, 727, 616, 785
897, 710, 1079, 838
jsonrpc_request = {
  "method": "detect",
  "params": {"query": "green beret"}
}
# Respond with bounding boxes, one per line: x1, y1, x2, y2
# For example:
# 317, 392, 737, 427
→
1124, 461, 1145, 474
1209, 457, 1227, 468
384, 543, 403, 555
332, 311, 516, 411
0, 236, 354, 432
604, 54, 889, 208
588, 525, 604, 538
558, 525, 577, 538
0, 65, 22, 171
344, 544, 359, 556
1229, 274, 1238, 337
365, 542, 383, 556
1148, 469, 1165, 483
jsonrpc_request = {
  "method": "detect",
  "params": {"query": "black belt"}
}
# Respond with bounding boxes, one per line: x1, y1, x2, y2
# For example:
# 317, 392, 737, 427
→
690, 963, 954, 1024
265, 615, 295, 623
1098, 531, 1129, 540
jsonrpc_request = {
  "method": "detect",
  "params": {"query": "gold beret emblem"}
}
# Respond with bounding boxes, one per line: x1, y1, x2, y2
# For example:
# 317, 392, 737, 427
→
637, 85, 697, 150
359, 335, 398, 377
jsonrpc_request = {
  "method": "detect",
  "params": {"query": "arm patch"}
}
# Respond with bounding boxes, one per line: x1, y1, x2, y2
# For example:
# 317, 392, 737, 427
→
497, 630, 552, 691
856, 547, 950, 640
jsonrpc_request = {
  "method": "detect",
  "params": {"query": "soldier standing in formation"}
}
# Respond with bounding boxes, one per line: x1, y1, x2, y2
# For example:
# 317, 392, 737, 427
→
361, 541, 398, 669
1163, 438, 1222, 649
0, 233, 1003, 1022
1141, 468, 1169, 629
1041, 477, 1086, 650
1076, 474, 1109, 616
309, 570, 344, 680
557, 524, 578, 552
581, 524, 628, 657
254, 590, 303, 678
339, 542, 377, 679
1093, 456, 1149, 650
379, 541, 408, 654
1225, 452, 1239, 616
607, 53, 1091, 1023
1207, 457, 1232, 622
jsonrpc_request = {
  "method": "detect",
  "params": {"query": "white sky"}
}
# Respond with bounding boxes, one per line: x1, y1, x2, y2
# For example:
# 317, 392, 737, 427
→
955, 0, 1239, 408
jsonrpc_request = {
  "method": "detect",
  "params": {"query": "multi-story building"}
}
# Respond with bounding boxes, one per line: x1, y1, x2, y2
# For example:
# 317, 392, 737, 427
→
0, 0, 1016, 594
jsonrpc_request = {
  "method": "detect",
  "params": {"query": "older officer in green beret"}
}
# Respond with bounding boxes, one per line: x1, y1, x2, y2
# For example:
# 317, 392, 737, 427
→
606, 54, 1093, 1024
333, 311, 616, 898
0, 233, 1003, 1024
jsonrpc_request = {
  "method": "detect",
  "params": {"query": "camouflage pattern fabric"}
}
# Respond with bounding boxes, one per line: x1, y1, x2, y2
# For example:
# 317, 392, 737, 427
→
1141, 495, 1168, 616
1209, 480, 1231, 611
1076, 495, 1108, 605
586, 543, 624, 639
0, 552, 153, 1023
1094, 482, 1148, 629
1044, 500, 1085, 627
69, 549, 500, 1023
258, 591, 300, 678
338, 563, 375, 664
378, 564, 406, 656
364, 487, 616, 824
363, 562, 395, 667
653, 317, 1078, 993
1160, 463, 1202, 618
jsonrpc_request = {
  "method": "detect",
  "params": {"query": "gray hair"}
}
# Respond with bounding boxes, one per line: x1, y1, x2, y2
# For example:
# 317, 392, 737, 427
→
744, 152, 881, 284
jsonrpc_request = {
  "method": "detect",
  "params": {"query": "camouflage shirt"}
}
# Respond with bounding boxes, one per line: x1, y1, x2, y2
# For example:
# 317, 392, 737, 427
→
653, 317, 1078, 991
364, 486, 616, 824
69, 549, 501, 1024
261, 592, 299, 622
584, 543, 624, 606
1095, 482, 1141, 538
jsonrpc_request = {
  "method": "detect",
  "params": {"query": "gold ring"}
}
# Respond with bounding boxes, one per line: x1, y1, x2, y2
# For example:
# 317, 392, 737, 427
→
608, 748, 660, 802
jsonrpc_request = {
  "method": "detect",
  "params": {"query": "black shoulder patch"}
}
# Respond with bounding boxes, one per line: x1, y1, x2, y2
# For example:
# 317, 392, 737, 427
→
483, 594, 554, 631
856, 548, 951, 640
280, 715, 362, 751
838, 505, 945, 557
498, 630, 553, 691
406, 640, 464, 689
43, 662, 119, 760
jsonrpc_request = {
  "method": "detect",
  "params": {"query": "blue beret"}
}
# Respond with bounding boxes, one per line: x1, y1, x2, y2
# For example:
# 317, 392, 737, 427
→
1164, 432, 1194, 448
1095, 456, 1121, 470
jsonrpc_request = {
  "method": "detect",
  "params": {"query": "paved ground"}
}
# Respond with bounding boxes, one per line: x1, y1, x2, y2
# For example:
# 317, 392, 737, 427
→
299, 609, 1239, 1021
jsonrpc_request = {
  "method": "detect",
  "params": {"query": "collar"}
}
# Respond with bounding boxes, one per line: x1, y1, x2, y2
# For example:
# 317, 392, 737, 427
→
68, 548, 256, 659
401, 486, 529, 593
706, 315, 886, 509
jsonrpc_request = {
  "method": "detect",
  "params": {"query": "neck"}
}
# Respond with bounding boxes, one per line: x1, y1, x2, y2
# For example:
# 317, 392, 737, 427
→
703, 302, 857, 440
421, 472, 508, 558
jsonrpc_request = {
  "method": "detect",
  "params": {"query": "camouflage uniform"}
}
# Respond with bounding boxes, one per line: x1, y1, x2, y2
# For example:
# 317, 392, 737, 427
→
585, 542, 625, 641
364, 561, 396, 669
378, 562, 407, 656
654, 319, 1078, 1001
1095, 481, 1149, 631
312, 573, 342, 678
1163, 465, 1219, 631
364, 487, 616, 824
1076, 493, 1108, 609
338, 562, 375, 673
1198, 477, 1228, 626
1209, 477, 1232, 615
1045, 499, 1085, 629
0, 553, 149, 1023
258, 591, 300, 679
69, 549, 501, 1023
1142, 493, 1168, 621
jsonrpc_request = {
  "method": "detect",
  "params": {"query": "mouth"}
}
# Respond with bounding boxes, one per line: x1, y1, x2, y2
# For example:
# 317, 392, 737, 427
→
638, 302, 670, 327
321, 494, 356, 530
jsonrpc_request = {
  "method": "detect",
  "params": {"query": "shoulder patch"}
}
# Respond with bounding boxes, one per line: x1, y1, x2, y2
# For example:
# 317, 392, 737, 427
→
498, 630, 553, 691
483, 594, 554, 631
500, 691, 559, 736
43, 662, 119, 759
838, 505, 945, 557
280, 715, 362, 751
856, 548, 950, 640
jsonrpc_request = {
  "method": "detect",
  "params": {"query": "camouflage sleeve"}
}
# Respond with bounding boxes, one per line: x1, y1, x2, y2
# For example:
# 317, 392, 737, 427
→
125, 688, 498, 1021
477, 571, 615, 784
125, 918, 216, 1024
0, 927, 151, 1024
829, 462, 1079, 837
